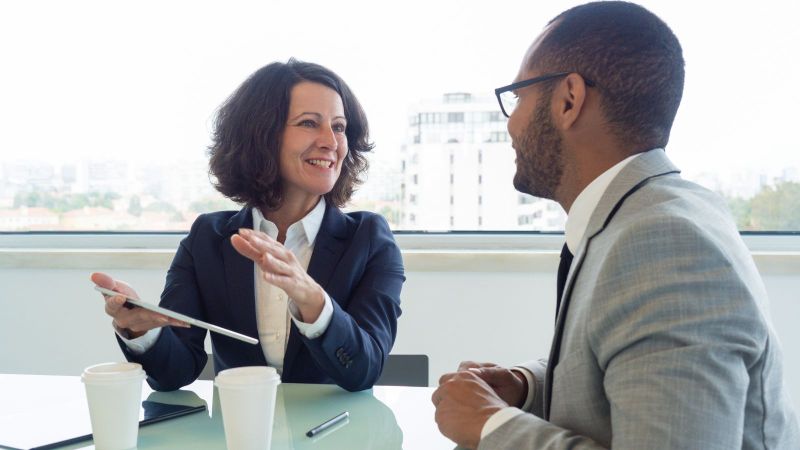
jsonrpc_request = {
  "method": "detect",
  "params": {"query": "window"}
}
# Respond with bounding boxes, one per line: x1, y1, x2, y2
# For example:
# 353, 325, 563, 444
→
2, 1, 798, 232
447, 112, 465, 123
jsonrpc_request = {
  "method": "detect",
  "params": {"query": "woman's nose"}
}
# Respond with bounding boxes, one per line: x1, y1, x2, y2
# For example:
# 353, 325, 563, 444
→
316, 124, 338, 151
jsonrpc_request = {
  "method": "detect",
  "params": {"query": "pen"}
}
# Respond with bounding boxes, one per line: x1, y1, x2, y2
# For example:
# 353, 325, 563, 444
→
306, 411, 349, 437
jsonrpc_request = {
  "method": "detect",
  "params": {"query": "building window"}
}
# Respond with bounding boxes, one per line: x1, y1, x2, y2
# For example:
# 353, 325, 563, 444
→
444, 93, 472, 103
448, 112, 464, 123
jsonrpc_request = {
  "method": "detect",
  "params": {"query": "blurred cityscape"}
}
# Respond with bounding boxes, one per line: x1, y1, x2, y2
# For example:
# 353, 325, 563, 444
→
2, 92, 800, 232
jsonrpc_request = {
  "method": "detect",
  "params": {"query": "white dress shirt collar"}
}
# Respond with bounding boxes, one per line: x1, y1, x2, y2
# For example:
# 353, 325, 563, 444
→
564, 152, 645, 253
251, 197, 326, 244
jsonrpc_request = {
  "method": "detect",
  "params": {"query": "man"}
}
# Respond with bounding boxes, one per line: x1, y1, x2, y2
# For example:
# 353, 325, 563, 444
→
432, 2, 799, 449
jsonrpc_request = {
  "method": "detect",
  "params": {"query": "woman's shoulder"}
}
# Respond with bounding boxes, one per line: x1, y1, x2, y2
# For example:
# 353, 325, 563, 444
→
340, 210, 392, 232
188, 208, 248, 236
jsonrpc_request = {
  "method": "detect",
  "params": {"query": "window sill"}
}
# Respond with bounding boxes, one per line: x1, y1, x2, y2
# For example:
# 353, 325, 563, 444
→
2, 246, 799, 274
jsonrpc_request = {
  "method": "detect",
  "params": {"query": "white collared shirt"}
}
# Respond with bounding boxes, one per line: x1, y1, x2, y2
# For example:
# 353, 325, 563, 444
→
251, 197, 333, 374
481, 152, 646, 439
119, 198, 334, 376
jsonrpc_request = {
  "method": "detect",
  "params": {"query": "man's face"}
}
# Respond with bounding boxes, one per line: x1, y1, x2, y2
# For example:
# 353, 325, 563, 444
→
507, 27, 565, 201
509, 83, 564, 201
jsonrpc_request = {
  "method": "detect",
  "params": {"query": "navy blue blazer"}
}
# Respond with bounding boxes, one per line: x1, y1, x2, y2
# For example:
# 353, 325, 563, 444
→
118, 203, 404, 392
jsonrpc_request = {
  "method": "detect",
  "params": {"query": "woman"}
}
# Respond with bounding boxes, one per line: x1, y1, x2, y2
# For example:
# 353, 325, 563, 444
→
91, 59, 404, 392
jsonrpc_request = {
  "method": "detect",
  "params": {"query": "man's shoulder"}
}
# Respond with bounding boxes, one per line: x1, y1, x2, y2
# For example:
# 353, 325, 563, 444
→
594, 174, 745, 261
616, 174, 734, 232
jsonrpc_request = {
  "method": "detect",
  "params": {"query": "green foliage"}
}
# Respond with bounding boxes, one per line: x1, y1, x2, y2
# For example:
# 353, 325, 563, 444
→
13, 190, 120, 213
143, 201, 177, 213
189, 196, 239, 213
748, 182, 800, 230
726, 196, 753, 230
724, 181, 800, 231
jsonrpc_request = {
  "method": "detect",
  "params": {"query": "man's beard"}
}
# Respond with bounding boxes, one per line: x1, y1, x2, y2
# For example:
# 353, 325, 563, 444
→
512, 97, 564, 201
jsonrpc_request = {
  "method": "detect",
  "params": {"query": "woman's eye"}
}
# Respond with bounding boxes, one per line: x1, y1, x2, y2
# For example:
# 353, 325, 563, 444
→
299, 119, 317, 128
332, 123, 347, 133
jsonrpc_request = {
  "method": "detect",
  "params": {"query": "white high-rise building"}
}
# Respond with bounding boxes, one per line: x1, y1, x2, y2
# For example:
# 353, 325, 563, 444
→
400, 93, 565, 230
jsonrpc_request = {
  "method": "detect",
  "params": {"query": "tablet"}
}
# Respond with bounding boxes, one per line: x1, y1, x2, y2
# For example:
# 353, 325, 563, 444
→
94, 285, 259, 345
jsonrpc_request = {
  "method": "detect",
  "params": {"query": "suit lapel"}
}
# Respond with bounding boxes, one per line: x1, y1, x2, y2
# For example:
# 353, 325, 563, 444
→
221, 207, 262, 357
282, 203, 350, 378
543, 149, 681, 418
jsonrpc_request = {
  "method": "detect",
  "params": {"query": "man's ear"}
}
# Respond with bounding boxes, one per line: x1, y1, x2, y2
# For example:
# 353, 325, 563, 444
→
552, 73, 589, 131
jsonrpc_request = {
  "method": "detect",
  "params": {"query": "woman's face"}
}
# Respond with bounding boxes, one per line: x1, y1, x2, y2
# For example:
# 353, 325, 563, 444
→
279, 81, 348, 204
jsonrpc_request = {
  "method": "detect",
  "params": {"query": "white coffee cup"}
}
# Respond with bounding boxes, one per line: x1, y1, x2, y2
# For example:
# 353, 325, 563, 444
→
81, 362, 146, 450
215, 366, 281, 450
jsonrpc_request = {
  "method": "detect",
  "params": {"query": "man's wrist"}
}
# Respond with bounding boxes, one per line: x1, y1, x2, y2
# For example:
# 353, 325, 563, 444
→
510, 367, 533, 409
481, 407, 525, 439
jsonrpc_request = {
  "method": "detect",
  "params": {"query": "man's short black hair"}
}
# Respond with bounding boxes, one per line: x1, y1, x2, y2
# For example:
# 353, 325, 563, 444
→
533, 1, 685, 149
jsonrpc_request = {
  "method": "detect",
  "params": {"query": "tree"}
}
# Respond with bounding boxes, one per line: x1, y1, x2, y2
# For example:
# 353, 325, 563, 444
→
725, 196, 753, 230
748, 181, 800, 230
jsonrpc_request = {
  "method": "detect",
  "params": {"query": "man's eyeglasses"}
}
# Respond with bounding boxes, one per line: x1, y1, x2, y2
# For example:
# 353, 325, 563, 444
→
494, 72, 596, 118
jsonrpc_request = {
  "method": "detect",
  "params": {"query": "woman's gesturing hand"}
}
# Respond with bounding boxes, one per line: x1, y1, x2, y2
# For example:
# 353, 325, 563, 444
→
231, 228, 326, 322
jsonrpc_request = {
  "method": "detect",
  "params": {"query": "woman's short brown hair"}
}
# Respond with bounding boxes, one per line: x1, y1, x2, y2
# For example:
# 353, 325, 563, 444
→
208, 58, 373, 210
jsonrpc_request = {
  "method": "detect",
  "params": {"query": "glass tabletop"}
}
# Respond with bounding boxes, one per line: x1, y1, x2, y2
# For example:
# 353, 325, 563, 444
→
0, 374, 456, 449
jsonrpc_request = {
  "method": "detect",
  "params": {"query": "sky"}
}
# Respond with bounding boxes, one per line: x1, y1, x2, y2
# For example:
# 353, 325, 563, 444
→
1, 0, 798, 184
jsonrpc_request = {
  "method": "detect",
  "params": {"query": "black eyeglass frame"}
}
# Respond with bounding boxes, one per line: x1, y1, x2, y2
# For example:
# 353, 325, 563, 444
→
494, 72, 596, 118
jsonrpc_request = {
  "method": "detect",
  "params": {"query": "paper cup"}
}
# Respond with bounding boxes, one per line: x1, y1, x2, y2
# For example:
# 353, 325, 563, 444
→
215, 366, 281, 450
81, 362, 146, 450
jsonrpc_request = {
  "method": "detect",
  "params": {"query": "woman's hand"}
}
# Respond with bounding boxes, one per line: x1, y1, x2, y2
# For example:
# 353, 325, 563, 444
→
231, 228, 326, 322
90, 272, 188, 339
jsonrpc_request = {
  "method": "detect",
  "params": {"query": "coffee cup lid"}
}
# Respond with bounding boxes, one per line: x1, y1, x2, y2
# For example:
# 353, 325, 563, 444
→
81, 362, 146, 384
215, 366, 280, 388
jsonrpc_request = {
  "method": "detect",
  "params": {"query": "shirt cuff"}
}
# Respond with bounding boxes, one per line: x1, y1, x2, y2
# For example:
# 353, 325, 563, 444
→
116, 327, 161, 355
511, 366, 536, 411
289, 292, 333, 339
481, 407, 524, 439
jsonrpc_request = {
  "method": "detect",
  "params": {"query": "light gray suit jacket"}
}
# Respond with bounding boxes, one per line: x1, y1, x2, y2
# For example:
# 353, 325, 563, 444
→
481, 149, 799, 449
